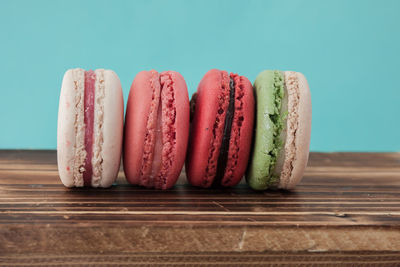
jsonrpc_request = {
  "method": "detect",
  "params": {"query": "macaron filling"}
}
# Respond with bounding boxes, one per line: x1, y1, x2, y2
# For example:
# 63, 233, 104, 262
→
139, 71, 177, 189
278, 71, 300, 188
203, 71, 230, 187
222, 74, 246, 186
83, 70, 96, 186
157, 72, 177, 189
267, 71, 286, 186
214, 76, 235, 185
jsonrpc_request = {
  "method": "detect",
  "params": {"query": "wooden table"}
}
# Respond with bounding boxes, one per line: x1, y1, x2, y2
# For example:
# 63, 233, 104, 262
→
0, 150, 399, 265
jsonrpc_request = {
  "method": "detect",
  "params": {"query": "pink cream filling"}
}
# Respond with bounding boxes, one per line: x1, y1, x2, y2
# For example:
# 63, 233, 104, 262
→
83, 70, 96, 186
156, 73, 176, 189
140, 72, 177, 189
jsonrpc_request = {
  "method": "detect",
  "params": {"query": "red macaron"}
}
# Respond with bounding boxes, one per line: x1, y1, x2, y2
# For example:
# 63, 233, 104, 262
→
123, 70, 189, 189
186, 69, 254, 188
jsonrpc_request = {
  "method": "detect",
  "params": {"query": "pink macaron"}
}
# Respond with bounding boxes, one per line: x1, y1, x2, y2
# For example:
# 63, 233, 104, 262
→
57, 68, 124, 187
123, 70, 190, 189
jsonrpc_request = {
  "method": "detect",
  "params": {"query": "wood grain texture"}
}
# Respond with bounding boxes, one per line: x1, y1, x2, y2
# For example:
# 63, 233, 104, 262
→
0, 150, 400, 265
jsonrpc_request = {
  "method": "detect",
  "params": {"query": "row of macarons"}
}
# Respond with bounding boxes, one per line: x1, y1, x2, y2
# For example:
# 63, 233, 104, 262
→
57, 68, 311, 190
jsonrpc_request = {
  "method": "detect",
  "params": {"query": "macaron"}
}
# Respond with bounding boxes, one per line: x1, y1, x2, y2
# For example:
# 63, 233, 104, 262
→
246, 70, 312, 190
123, 70, 189, 189
57, 68, 124, 187
186, 69, 255, 188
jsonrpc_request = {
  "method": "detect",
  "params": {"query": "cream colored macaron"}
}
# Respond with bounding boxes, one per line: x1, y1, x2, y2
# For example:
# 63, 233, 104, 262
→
57, 68, 124, 187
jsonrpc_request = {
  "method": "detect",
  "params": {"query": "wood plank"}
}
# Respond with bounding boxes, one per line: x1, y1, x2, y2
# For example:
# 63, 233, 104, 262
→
0, 150, 400, 264
1, 252, 400, 266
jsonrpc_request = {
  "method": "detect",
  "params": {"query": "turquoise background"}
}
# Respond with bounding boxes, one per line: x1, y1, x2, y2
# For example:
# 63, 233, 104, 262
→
0, 0, 399, 151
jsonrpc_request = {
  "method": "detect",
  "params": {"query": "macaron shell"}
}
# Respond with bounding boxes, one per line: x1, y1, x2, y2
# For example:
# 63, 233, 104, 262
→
186, 69, 230, 187
57, 69, 79, 187
281, 72, 312, 189
123, 70, 159, 185
272, 82, 289, 179
221, 74, 254, 186
246, 70, 284, 190
97, 70, 124, 187
161, 71, 190, 189
57, 69, 86, 187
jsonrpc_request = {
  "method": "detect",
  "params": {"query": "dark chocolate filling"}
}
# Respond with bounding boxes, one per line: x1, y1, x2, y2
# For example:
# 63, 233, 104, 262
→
213, 76, 235, 186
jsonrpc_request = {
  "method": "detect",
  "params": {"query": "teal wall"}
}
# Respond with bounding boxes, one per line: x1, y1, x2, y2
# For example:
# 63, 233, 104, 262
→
0, 0, 399, 151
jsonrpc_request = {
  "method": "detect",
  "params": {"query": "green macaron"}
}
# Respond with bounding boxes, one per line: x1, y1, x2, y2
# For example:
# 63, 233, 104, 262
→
246, 70, 312, 190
